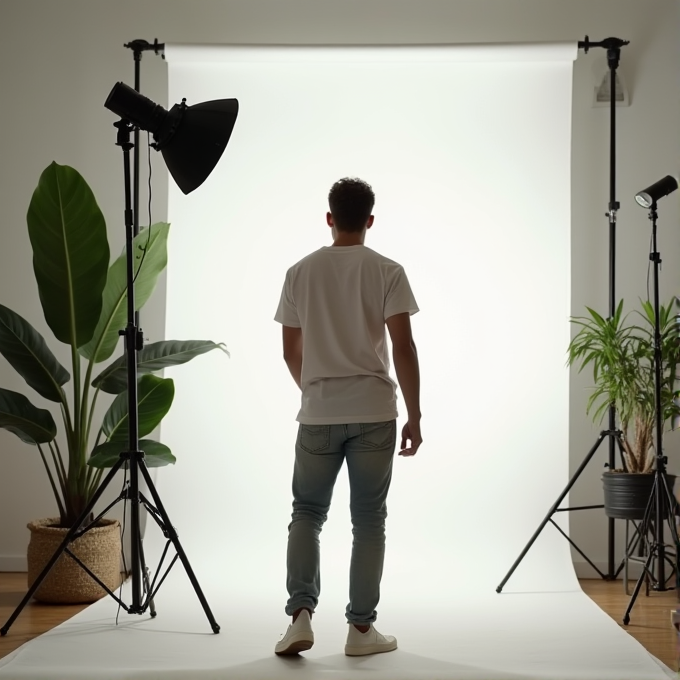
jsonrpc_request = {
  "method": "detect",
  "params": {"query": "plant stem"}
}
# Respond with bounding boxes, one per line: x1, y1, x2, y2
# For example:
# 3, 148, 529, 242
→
60, 398, 76, 466
38, 444, 66, 520
70, 345, 88, 499
85, 427, 106, 489
81, 358, 95, 494
49, 441, 67, 492
59, 398, 74, 451
84, 383, 102, 462
60, 401, 80, 515
71, 348, 81, 434
81, 355, 97, 455
88, 468, 105, 499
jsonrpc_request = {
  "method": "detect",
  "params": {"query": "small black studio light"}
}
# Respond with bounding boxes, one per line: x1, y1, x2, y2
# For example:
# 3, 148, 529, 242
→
634, 175, 678, 209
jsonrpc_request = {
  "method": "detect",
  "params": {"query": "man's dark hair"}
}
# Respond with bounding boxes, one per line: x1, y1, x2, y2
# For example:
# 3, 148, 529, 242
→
328, 178, 375, 233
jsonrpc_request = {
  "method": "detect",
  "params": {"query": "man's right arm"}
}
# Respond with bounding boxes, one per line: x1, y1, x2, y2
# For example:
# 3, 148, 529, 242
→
386, 312, 422, 456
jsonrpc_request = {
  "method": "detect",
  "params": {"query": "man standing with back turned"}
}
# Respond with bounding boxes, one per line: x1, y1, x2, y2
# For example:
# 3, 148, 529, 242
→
274, 177, 422, 657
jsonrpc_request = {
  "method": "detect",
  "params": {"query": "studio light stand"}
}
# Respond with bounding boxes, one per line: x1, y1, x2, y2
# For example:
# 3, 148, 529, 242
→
122, 36, 165, 622
122, 38, 164, 616
125, 39, 164, 247
622, 175, 680, 624
497, 36, 629, 594
1, 79, 238, 636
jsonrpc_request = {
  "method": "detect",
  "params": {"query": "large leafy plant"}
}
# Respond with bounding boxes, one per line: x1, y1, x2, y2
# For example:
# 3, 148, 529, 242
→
0, 162, 225, 526
567, 298, 680, 473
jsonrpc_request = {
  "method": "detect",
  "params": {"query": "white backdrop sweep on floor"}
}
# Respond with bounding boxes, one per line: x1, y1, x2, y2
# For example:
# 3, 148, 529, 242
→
2, 42, 671, 680
0, 569, 673, 679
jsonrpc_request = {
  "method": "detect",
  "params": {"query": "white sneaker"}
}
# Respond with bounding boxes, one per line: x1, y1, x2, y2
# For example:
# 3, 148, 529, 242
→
275, 609, 314, 655
345, 623, 398, 656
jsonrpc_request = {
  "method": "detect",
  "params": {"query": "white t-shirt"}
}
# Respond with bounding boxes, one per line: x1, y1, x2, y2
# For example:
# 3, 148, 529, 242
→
274, 244, 419, 424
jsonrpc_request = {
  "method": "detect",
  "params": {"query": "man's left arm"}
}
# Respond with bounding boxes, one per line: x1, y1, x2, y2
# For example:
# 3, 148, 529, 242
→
282, 326, 303, 390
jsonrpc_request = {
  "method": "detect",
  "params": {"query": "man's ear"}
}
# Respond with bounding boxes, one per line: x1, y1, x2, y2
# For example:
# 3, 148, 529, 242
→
367, 215, 375, 229
326, 212, 334, 227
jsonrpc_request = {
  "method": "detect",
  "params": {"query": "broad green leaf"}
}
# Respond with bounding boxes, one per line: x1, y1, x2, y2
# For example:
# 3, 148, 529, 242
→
0, 304, 70, 402
102, 374, 174, 443
27, 162, 109, 348
92, 340, 228, 394
0, 387, 57, 444
79, 223, 169, 363
88, 439, 176, 469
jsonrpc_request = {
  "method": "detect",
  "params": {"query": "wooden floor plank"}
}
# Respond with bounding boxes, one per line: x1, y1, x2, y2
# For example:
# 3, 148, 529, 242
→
0, 574, 677, 671
0, 573, 88, 660
580, 578, 676, 670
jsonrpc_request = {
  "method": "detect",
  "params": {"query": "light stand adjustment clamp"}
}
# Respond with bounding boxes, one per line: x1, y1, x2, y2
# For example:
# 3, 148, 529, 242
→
578, 36, 630, 66
119, 450, 146, 462
606, 201, 620, 223
118, 326, 145, 351
124, 39, 165, 61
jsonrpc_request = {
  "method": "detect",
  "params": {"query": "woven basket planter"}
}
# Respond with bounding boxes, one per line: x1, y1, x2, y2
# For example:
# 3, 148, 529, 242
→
27, 517, 122, 604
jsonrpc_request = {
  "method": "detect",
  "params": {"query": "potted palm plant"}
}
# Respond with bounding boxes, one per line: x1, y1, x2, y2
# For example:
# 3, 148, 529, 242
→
567, 298, 680, 519
0, 162, 226, 602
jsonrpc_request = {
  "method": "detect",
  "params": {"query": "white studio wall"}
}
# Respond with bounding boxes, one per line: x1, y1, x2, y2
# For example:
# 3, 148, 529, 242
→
152, 43, 577, 597
1, 0, 678, 584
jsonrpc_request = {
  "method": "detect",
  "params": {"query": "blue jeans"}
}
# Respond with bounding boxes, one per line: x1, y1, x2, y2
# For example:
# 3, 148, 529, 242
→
285, 420, 397, 625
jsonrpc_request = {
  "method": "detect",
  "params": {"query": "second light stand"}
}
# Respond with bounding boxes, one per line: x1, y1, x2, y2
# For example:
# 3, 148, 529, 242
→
496, 35, 629, 594
623, 201, 679, 624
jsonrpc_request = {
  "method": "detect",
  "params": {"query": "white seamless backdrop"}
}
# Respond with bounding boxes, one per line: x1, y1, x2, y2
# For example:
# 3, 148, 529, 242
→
153, 44, 577, 608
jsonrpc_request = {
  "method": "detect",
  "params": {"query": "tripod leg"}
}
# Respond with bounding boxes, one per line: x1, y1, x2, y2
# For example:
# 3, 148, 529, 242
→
660, 473, 680, 544
138, 530, 156, 618
618, 519, 644, 592
624, 520, 629, 594
496, 432, 609, 593
623, 547, 655, 625
653, 472, 680, 591
622, 471, 678, 622
138, 462, 220, 633
0, 461, 125, 636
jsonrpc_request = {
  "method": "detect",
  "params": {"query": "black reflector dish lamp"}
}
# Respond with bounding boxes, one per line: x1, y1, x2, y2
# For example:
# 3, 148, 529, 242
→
634, 175, 678, 209
105, 82, 238, 194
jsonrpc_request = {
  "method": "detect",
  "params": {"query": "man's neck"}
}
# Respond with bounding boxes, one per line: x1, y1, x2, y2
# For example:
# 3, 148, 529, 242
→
332, 234, 365, 247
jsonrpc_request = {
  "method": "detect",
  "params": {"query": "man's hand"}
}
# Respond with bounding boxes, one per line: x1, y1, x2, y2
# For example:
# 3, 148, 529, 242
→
399, 419, 422, 456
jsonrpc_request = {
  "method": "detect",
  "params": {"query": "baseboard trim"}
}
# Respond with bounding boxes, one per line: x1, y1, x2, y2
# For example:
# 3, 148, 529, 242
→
0, 556, 27, 572
573, 559, 645, 580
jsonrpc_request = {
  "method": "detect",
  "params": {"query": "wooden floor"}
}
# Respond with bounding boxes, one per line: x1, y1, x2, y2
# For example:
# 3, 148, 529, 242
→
0, 573, 677, 670
0, 573, 90, 661
580, 578, 677, 670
